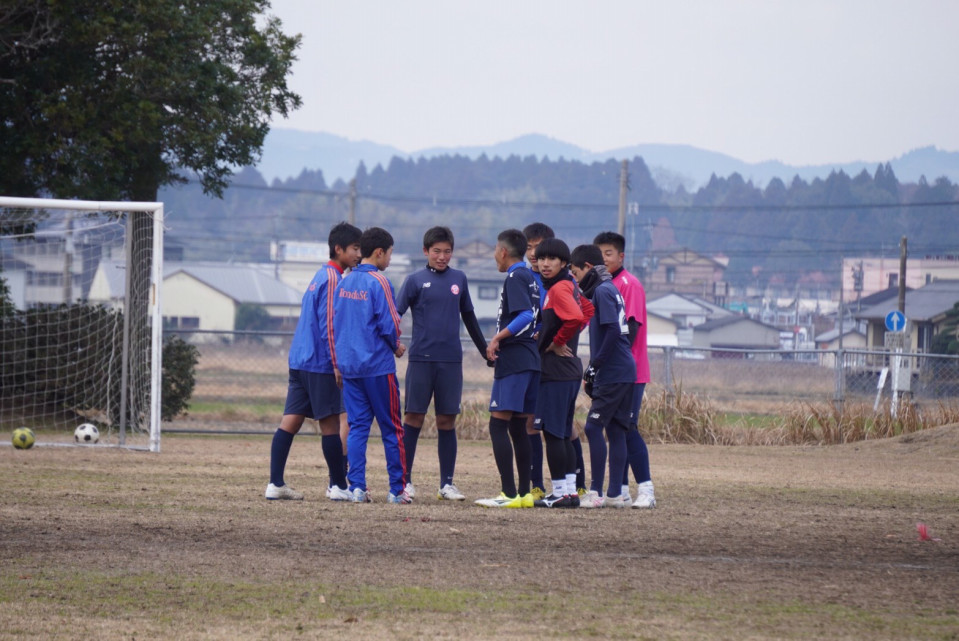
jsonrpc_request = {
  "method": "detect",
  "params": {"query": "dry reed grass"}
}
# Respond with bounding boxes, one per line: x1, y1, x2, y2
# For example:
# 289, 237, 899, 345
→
638, 387, 959, 446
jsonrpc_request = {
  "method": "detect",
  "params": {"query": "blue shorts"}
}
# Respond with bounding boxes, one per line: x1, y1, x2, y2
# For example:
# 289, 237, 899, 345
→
533, 380, 580, 439
629, 383, 647, 428
283, 369, 343, 420
404, 360, 463, 415
489, 370, 540, 415
586, 381, 634, 431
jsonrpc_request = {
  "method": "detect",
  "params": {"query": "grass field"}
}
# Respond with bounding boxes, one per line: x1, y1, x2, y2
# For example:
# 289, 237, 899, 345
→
2, 426, 958, 640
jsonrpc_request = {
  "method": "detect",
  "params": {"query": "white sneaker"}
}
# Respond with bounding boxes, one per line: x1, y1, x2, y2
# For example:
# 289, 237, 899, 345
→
327, 486, 352, 501
404, 482, 416, 498
349, 488, 372, 503
438, 484, 466, 501
603, 494, 626, 508
622, 485, 633, 508
265, 483, 303, 500
387, 490, 413, 504
579, 490, 604, 508
632, 481, 656, 509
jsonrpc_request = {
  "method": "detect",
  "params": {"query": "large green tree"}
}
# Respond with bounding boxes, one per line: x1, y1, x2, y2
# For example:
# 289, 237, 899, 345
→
0, 0, 301, 201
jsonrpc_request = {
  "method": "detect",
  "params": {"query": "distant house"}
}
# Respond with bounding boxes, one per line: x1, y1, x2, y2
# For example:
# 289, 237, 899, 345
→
815, 322, 867, 350
691, 315, 781, 354
88, 260, 303, 332
842, 256, 959, 299
854, 279, 959, 353
643, 247, 728, 302
647, 291, 733, 329
815, 322, 868, 368
647, 312, 680, 348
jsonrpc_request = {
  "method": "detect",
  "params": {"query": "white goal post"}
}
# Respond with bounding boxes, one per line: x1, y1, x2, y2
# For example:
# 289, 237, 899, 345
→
0, 196, 164, 452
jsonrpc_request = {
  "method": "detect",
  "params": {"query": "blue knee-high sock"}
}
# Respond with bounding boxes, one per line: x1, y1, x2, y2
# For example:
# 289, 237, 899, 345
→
528, 432, 544, 490
624, 429, 651, 484
571, 437, 586, 490
437, 428, 457, 487
489, 417, 516, 497
269, 429, 295, 486
402, 423, 421, 484
321, 434, 347, 489
583, 420, 606, 494
606, 427, 627, 498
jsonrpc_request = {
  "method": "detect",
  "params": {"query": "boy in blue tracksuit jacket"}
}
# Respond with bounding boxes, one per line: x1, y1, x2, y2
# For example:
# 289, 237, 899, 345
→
265, 221, 362, 502
333, 227, 410, 504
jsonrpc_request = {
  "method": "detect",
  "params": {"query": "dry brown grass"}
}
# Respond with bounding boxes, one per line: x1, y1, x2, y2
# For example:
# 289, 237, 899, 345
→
638, 386, 959, 447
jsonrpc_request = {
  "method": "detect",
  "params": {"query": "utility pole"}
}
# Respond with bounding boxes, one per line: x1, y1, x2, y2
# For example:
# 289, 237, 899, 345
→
348, 178, 357, 226
838, 257, 845, 353
898, 236, 907, 314
616, 160, 628, 236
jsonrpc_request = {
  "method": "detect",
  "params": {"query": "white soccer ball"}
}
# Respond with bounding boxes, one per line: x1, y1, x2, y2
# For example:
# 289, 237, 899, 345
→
74, 423, 100, 444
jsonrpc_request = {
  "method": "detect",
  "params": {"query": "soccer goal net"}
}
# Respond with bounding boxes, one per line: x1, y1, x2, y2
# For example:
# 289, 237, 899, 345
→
0, 196, 164, 452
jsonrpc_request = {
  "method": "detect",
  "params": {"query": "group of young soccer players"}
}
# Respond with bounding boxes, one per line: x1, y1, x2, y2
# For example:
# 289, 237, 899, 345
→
264, 220, 656, 509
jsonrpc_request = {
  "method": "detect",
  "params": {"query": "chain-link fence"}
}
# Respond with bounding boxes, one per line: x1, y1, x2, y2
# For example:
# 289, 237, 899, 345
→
164, 329, 959, 432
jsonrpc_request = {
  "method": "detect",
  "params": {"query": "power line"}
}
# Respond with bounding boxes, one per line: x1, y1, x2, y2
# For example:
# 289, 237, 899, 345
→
208, 179, 959, 213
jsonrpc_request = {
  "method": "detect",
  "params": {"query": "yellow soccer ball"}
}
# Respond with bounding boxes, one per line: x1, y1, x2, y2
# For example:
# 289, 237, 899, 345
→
12, 427, 36, 450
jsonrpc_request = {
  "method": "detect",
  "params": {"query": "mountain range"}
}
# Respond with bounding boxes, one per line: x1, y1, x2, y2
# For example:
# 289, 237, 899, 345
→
254, 128, 959, 190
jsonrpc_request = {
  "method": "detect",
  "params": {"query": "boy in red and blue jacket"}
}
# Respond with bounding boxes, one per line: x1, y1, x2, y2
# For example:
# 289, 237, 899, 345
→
333, 227, 410, 504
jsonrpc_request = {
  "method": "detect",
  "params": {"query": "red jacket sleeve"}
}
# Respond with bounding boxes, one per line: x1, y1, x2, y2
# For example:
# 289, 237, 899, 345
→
551, 281, 585, 346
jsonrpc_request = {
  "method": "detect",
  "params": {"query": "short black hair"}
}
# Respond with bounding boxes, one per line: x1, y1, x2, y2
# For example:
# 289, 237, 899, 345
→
360, 227, 394, 258
534, 237, 571, 264
523, 222, 555, 242
497, 229, 527, 260
328, 221, 362, 259
423, 226, 454, 250
593, 231, 625, 254
571, 244, 603, 269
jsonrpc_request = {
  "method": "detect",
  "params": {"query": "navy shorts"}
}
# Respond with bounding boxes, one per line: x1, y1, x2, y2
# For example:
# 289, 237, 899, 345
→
404, 360, 464, 415
629, 383, 647, 428
586, 381, 634, 431
489, 370, 540, 415
283, 369, 343, 420
533, 379, 580, 439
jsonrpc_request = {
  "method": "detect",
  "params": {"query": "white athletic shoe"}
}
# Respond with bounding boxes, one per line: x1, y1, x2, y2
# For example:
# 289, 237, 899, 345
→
265, 483, 303, 500
632, 481, 656, 509
622, 485, 633, 508
387, 490, 413, 504
327, 486, 352, 502
349, 488, 372, 503
437, 484, 466, 500
603, 494, 626, 508
404, 482, 416, 499
579, 490, 604, 509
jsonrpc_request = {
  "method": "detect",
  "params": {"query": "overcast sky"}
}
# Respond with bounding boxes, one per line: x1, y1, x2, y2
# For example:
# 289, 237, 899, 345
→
267, 1, 959, 166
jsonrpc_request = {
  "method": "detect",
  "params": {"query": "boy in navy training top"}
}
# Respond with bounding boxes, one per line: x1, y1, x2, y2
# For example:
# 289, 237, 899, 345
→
522, 222, 552, 500
396, 226, 489, 501
531, 238, 594, 508
569, 244, 636, 508
265, 221, 362, 501
475, 229, 541, 508
594, 231, 656, 509
333, 227, 410, 504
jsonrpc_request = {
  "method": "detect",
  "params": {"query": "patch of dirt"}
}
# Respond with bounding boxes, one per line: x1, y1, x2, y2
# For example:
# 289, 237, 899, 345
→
2, 433, 958, 639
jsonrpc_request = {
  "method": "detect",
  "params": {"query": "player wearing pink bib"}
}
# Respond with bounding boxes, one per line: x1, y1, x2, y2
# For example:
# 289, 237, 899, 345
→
594, 231, 656, 509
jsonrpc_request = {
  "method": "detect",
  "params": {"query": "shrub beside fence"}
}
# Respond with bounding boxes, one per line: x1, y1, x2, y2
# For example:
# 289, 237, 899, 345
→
165, 329, 959, 436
